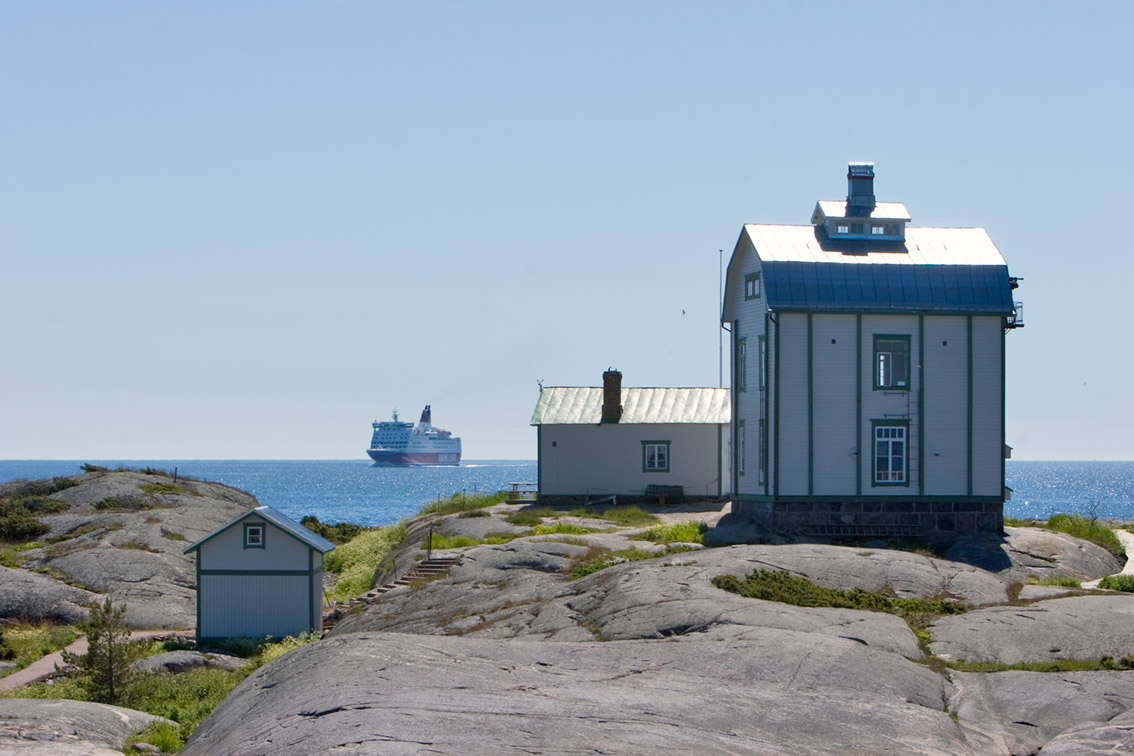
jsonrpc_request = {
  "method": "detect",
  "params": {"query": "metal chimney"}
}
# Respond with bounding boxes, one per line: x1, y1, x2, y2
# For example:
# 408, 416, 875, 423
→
601, 369, 623, 424
847, 162, 876, 213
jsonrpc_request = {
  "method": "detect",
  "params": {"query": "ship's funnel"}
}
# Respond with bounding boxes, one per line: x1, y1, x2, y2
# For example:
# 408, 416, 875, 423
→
419, 406, 432, 426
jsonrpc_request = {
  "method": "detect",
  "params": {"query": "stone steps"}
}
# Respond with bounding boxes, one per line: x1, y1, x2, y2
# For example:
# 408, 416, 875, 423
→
323, 557, 461, 633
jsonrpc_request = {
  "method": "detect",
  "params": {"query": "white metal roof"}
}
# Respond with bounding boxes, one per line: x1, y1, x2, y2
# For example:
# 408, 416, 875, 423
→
741, 224, 1007, 266
531, 387, 730, 425
815, 200, 912, 221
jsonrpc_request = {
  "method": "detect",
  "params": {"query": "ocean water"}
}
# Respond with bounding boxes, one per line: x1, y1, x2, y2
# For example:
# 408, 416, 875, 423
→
0, 459, 1131, 526
0, 459, 537, 527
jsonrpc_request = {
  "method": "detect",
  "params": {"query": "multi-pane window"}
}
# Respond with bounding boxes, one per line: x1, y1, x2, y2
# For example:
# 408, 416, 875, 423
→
643, 441, 670, 472
875, 336, 910, 389
737, 337, 747, 392
736, 423, 745, 477
871, 225, 886, 235
757, 418, 765, 485
874, 426, 907, 484
244, 523, 265, 549
745, 272, 761, 300
758, 336, 766, 390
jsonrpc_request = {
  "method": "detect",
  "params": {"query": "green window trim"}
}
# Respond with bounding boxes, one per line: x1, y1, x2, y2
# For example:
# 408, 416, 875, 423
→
642, 440, 671, 473
758, 335, 766, 390
243, 522, 266, 549
871, 419, 910, 488
744, 272, 762, 300
873, 334, 911, 391
736, 421, 745, 478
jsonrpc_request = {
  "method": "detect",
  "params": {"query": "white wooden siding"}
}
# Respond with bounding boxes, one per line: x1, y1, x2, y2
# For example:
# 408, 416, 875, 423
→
199, 574, 313, 638
812, 315, 858, 494
728, 239, 767, 498
860, 315, 919, 495
776, 313, 809, 495
198, 519, 311, 571
971, 316, 1004, 496
923, 317, 970, 496
540, 423, 726, 497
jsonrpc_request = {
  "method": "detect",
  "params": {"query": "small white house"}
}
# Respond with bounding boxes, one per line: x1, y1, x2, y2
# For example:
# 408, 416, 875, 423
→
531, 370, 731, 503
184, 506, 335, 641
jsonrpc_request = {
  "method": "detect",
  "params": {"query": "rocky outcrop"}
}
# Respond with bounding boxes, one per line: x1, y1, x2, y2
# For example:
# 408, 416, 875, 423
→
188, 500, 1134, 755
0, 698, 173, 756
1, 469, 256, 628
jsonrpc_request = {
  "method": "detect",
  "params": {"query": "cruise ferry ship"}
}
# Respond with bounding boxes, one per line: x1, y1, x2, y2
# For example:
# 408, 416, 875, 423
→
366, 406, 461, 466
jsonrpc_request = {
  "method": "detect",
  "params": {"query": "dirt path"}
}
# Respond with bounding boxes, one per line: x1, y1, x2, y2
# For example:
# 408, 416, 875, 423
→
0, 629, 192, 691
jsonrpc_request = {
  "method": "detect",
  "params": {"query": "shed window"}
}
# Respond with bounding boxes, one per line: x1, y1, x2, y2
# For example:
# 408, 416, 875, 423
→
745, 272, 761, 300
873, 425, 907, 485
874, 335, 910, 390
244, 523, 265, 549
643, 441, 670, 472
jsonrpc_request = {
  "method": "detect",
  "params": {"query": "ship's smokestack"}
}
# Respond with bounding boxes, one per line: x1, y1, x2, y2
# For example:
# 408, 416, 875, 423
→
847, 162, 876, 213
419, 405, 432, 426
601, 369, 622, 424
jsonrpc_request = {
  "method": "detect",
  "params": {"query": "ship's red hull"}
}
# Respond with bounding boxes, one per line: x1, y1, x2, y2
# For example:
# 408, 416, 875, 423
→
366, 451, 461, 466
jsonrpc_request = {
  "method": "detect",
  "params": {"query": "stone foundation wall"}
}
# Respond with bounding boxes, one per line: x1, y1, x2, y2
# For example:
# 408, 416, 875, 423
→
732, 499, 1003, 542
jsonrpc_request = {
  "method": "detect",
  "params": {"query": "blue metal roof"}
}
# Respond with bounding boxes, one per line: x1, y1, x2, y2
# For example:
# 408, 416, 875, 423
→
763, 261, 1014, 314
184, 506, 336, 554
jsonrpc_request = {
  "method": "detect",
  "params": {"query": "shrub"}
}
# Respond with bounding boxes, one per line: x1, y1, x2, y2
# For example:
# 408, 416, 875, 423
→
420, 490, 508, 516
1025, 575, 1082, 588
1099, 574, 1134, 592
636, 520, 708, 544
505, 508, 556, 526
9, 477, 79, 498
571, 506, 660, 527
323, 523, 407, 602
300, 515, 364, 544
569, 547, 657, 579
0, 505, 50, 541
93, 495, 155, 510
1045, 514, 1125, 561
532, 522, 594, 536
62, 598, 145, 704
140, 482, 187, 496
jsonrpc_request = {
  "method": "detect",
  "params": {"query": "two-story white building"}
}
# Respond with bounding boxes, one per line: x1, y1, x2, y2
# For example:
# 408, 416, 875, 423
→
721, 163, 1022, 541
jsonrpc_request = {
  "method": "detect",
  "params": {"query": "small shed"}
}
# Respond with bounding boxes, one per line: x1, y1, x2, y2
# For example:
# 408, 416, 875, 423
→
184, 506, 335, 641
531, 370, 731, 503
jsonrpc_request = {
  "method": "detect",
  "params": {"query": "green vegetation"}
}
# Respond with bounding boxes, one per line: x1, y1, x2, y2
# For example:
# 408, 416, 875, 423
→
1099, 574, 1134, 592
569, 506, 660, 527
420, 490, 509, 516
162, 529, 188, 541
7, 477, 79, 498
93, 494, 156, 510
0, 485, 71, 543
505, 507, 557, 526
1025, 575, 1082, 588
1045, 514, 1125, 561
9, 632, 318, 751
323, 522, 408, 602
140, 482, 187, 496
569, 546, 658, 579
948, 655, 1134, 673
712, 570, 968, 625
429, 532, 519, 550
532, 522, 594, 536
635, 520, 708, 544
61, 598, 144, 704
300, 515, 364, 545
0, 622, 77, 673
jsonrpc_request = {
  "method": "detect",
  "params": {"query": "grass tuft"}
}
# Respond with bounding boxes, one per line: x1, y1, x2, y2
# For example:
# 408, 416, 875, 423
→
1044, 514, 1125, 561
420, 491, 509, 516
1099, 574, 1134, 592
570, 506, 660, 527
634, 520, 708, 544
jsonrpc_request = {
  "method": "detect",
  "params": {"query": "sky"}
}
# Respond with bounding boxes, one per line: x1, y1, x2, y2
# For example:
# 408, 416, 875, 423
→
2, 1, 1131, 461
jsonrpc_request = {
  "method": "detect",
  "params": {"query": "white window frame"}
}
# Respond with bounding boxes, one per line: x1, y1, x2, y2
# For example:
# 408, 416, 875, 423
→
873, 425, 907, 485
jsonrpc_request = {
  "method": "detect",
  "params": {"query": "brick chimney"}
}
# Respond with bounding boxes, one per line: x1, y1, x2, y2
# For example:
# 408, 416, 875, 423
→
601, 369, 622, 423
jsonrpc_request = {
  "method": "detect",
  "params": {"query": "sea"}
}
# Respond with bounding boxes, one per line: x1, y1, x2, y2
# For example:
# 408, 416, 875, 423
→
0, 459, 1131, 527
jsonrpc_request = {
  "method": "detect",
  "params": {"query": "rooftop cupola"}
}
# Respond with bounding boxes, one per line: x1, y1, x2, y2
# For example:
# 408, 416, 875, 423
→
810, 161, 910, 241
846, 162, 876, 213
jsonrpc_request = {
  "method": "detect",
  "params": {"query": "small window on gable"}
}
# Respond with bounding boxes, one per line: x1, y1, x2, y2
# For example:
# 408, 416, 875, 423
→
744, 272, 761, 300
244, 523, 265, 549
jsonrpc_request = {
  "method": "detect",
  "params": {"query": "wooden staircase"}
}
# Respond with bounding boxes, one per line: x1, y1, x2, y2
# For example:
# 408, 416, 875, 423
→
322, 556, 461, 633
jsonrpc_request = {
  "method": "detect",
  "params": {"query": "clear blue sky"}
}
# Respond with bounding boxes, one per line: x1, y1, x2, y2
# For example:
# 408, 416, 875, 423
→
2, 2, 1131, 460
